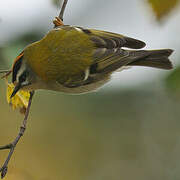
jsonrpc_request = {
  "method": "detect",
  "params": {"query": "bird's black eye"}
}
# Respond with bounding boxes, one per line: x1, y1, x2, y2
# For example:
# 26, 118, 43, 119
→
19, 72, 27, 82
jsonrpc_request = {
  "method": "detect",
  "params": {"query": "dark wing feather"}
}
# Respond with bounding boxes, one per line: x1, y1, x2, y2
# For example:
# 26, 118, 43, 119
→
57, 26, 146, 88
84, 28, 146, 74
89, 29, 146, 49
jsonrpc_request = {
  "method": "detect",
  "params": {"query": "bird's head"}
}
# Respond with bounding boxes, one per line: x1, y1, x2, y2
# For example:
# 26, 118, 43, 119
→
11, 52, 34, 98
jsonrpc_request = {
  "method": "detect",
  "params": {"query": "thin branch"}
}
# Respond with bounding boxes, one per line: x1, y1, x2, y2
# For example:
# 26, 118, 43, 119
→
53, 0, 69, 27
0, 70, 11, 74
0, 70, 12, 79
0, 0, 70, 178
0, 91, 35, 179
58, 0, 68, 21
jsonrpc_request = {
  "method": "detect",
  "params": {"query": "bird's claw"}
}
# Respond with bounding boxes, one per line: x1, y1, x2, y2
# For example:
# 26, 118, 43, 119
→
53, 17, 64, 27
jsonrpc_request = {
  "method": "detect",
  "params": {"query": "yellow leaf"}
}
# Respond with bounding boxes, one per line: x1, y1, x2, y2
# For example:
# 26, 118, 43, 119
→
6, 83, 30, 114
148, 0, 179, 20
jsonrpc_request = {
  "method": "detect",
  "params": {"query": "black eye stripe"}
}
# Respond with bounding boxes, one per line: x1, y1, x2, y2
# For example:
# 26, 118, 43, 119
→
19, 72, 27, 82
12, 56, 23, 83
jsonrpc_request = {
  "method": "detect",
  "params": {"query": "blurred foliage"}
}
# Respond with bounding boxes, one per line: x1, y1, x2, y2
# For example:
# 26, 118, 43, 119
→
1, 86, 180, 180
166, 67, 180, 95
148, 0, 180, 20
52, 0, 180, 21
1, 32, 42, 68
146, 0, 180, 97
52, 0, 62, 7
0, 0, 180, 179
0, 48, 8, 68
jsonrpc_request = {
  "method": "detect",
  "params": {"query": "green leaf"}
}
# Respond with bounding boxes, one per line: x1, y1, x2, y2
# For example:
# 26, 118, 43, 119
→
166, 67, 180, 95
148, 0, 179, 20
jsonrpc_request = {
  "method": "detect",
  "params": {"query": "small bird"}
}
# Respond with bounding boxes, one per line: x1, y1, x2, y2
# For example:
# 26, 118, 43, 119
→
10, 25, 173, 97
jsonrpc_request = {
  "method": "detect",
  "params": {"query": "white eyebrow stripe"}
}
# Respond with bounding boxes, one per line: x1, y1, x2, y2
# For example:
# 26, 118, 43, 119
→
16, 63, 26, 82
74, 27, 83, 32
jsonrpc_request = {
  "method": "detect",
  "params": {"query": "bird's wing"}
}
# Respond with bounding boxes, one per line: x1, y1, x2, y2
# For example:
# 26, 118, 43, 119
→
52, 26, 146, 87
74, 27, 146, 78
88, 28, 146, 49
67, 27, 146, 74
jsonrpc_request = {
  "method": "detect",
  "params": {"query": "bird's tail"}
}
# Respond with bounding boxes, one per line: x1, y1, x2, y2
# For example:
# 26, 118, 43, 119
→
128, 49, 173, 70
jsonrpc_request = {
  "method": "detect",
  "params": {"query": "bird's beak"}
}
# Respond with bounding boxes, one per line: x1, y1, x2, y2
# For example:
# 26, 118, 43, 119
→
10, 83, 21, 98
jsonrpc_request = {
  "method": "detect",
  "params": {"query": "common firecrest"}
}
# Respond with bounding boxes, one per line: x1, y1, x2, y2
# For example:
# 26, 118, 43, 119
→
10, 25, 173, 97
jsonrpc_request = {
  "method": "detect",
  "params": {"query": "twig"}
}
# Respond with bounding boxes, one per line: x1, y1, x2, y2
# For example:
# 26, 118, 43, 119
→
0, 0, 70, 178
0, 91, 35, 179
0, 70, 11, 74
58, 0, 68, 21
53, 0, 69, 27
0, 70, 12, 79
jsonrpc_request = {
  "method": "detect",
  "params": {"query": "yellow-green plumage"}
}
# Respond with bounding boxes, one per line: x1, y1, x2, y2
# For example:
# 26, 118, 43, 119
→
24, 27, 95, 84
15, 25, 173, 93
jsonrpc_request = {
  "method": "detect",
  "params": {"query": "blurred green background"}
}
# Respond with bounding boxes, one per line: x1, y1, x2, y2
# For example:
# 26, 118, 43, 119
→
0, 0, 180, 179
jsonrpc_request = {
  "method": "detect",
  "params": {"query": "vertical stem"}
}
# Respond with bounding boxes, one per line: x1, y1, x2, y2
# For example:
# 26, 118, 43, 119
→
58, 0, 69, 21
0, 91, 35, 179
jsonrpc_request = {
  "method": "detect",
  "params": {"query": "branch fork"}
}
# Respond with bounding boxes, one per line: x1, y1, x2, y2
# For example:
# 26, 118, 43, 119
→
0, 91, 34, 179
0, 0, 69, 178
